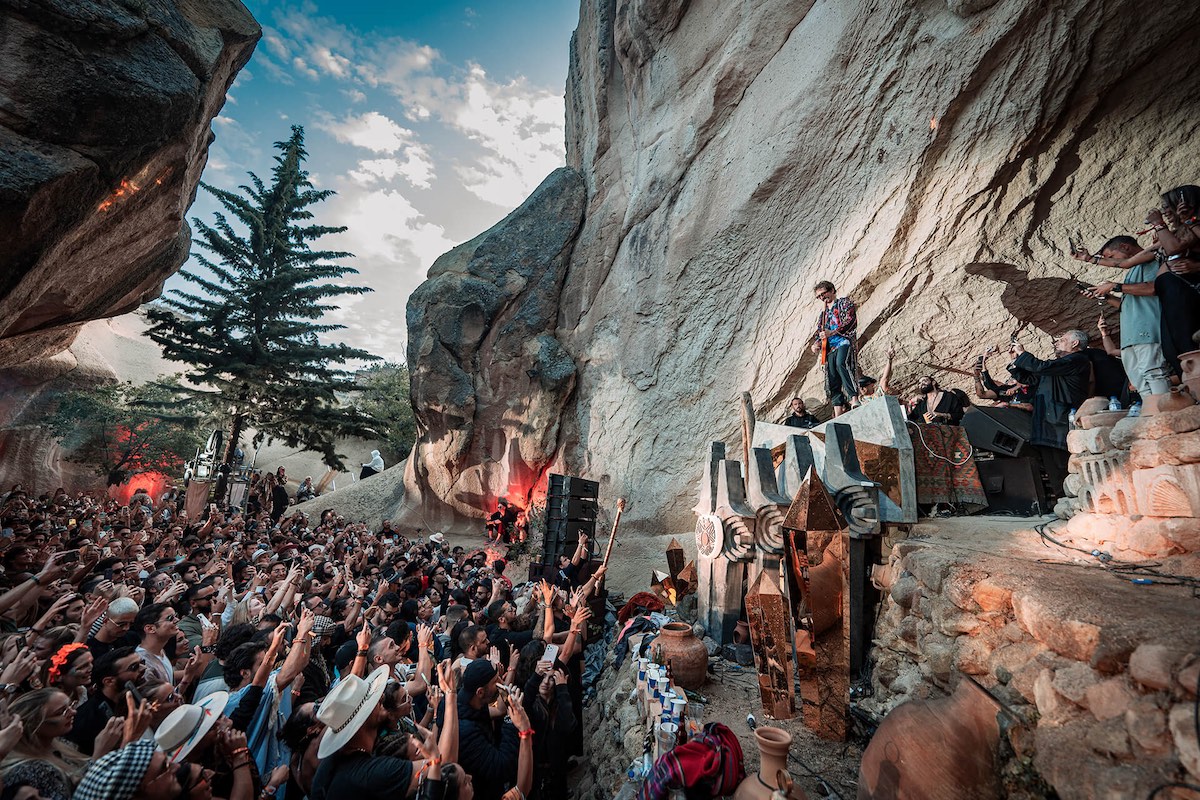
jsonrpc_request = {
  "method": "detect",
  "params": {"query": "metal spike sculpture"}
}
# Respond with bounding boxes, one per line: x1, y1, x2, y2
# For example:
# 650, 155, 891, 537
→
783, 466, 850, 740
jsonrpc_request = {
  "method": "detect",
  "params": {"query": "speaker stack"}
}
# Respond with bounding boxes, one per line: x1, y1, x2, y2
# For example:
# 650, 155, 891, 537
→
544, 474, 599, 565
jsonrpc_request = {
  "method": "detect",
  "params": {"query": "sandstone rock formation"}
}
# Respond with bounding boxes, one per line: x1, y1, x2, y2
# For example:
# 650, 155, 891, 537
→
1054, 396, 1200, 560
401, 168, 586, 531
404, 0, 1200, 534
0, 0, 260, 367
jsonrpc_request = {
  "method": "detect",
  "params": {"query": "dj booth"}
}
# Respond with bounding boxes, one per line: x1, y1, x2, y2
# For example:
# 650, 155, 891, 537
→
960, 406, 1049, 516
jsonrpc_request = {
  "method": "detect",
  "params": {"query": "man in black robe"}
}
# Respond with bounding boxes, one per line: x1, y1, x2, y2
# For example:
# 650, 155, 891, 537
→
1009, 330, 1092, 497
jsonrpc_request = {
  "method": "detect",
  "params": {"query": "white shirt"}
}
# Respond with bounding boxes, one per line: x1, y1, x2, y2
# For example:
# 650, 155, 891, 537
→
136, 646, 174, 685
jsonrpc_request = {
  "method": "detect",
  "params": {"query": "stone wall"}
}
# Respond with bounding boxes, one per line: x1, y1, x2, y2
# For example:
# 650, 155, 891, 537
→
1054, 397, 1200, 560
869, 534, 1200, 799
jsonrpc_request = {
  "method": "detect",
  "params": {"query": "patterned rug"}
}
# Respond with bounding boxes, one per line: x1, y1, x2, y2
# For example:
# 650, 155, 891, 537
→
910, 423, 988, 512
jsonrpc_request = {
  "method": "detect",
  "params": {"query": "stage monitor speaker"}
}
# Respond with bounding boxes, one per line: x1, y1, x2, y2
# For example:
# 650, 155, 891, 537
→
977, 456, 1046, 516
962, 406, 1031, 457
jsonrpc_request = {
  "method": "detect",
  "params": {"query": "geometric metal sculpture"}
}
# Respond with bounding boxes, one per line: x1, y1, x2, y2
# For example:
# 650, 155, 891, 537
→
783, 466, 850, 740
745, 570, 795, 720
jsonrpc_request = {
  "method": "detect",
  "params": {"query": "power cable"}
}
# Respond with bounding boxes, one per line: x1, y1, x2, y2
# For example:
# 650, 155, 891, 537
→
904, 420, 974, 467
1033, 520, 1200, 593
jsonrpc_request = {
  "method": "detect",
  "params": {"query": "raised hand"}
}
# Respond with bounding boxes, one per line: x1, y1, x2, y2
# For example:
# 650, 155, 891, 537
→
488, 646, 501, 667
80, 597, 109, 631
506, 688, 532, 732
538, 580, 554, 606
416, 722, 441, 762
182, 647, 209, 684
218, 727, 249, 759
123, 695, 153, 744
94, 716, 123, 757
296, 608, 315, 639
356, 617, 372, 651
269, 623, 289, 655
417, 624, 434, 649
0, 650, 39, 686
436, 659, 458, 695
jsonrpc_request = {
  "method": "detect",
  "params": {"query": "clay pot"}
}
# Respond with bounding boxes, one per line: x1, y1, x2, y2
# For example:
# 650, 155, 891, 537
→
734, 727, 805, 799
734, 620, 751, 644
1180, 349, 1200, 400
857, 678, 1003, 800
656, 622, 708, 689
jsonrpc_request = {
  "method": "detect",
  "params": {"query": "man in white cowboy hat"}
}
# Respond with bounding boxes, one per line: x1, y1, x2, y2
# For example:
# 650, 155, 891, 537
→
154, 691, 230, 763
310, 665, 437, 798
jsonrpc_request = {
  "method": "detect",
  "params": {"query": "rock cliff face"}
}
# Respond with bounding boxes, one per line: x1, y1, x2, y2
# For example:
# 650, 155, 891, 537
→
405, 0, 1200, 533
402, 168, 586, 530
0, 0, 260, 367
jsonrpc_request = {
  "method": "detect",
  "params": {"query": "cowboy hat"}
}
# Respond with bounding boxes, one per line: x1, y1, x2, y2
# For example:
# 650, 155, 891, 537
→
429, 531, 446, 545
316, 665, 389, 758
154, 690, 229, 763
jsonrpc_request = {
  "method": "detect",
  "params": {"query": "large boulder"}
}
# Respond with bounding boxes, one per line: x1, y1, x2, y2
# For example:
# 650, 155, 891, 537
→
0, 0, 260, 367
401, 167, 587, 532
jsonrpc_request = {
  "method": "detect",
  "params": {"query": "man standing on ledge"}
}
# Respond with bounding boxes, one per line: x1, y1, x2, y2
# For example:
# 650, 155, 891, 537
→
1009, 330, 1091, 497
811, 280, 859, 417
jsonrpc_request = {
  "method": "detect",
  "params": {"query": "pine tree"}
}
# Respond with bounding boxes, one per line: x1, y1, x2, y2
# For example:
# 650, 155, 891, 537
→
147, 126, 378, 487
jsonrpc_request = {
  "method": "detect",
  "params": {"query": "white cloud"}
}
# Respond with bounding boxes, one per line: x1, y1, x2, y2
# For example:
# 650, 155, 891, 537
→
318, 111, 415, 154
317, 112, 436, 189
349, 151, 435, 190
328, 186, 455, 269
446, 65, 564, 207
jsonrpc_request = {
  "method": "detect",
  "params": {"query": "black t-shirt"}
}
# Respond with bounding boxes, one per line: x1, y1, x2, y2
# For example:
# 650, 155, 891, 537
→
67, 693, 118, 755
310, 750, 414, 800
487, 625, 535, 652
555, 561, 579, 588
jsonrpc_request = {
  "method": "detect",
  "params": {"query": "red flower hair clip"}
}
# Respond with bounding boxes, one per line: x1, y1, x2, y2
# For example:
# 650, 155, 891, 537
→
48, 642, 88, 685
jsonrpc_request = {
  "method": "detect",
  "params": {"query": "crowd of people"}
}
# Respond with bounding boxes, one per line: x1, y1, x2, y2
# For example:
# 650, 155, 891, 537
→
802, 184, 1200, 496
0, 483, 606, 800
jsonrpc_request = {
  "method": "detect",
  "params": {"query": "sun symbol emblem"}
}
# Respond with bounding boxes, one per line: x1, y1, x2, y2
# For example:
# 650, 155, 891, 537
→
695, 514, 724, 558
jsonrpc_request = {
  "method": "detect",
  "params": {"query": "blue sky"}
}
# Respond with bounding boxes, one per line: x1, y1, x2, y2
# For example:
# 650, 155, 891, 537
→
175, 0, 579, 362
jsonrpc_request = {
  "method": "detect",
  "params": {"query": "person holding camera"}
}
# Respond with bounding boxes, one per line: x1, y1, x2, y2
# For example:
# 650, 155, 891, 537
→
1009, 331, 1091, 496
